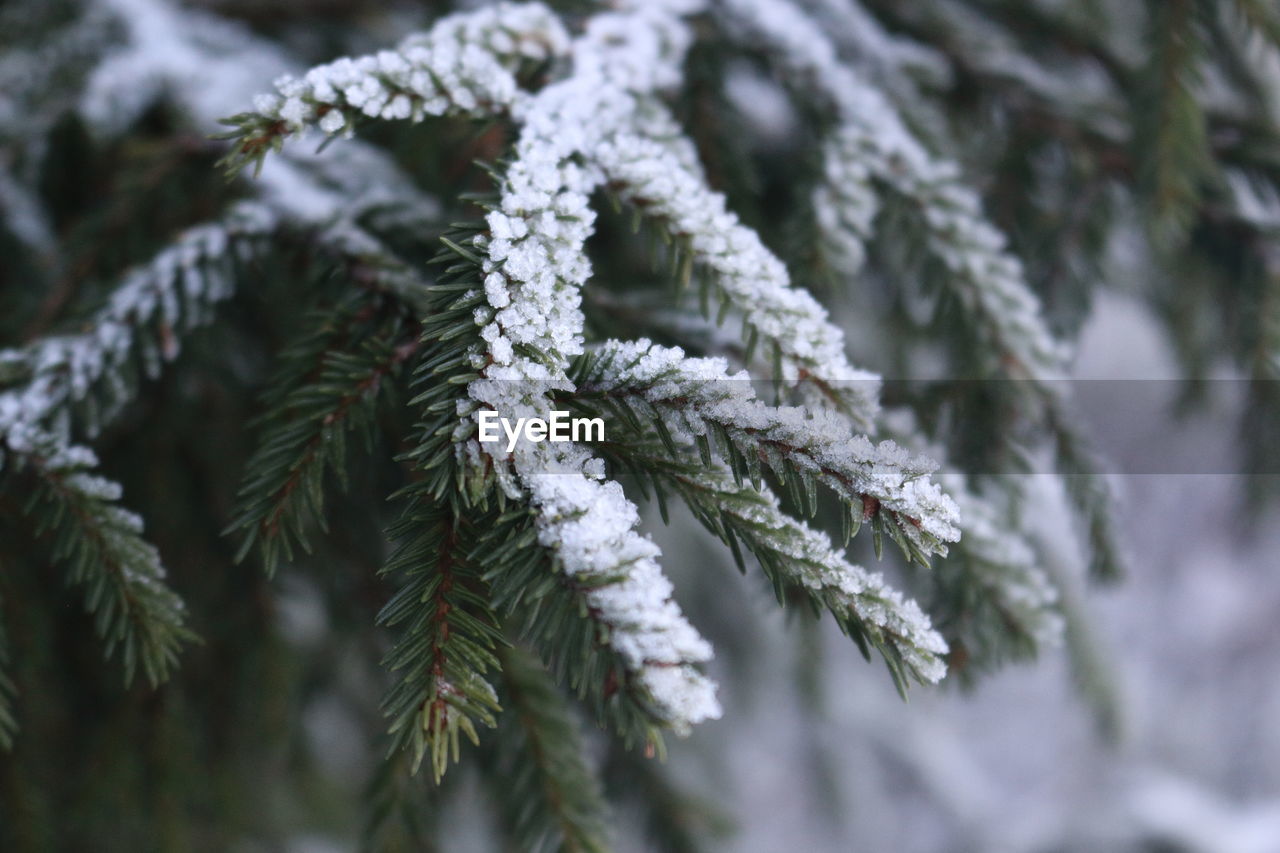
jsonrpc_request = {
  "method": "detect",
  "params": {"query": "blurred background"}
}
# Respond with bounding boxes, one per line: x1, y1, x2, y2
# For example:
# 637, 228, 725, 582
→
650, 292, 1280, 853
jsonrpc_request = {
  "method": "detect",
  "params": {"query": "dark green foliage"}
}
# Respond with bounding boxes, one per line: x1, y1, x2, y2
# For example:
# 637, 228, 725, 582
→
587, 427, 939, 695
1135, 0, 1213, 247
361, 749, 443, 853
375, 223, 694, 769
230, 286, 423, 575
928, 554, 1041, 680
397, 221, 495, 506
601, 741, 732, 853
487, 646, 613, 853
471, 504, 680, 751
0, 596, 15, 750
14, 446, 193, 687
378, 500, 503, 782
569, 347, 947, 565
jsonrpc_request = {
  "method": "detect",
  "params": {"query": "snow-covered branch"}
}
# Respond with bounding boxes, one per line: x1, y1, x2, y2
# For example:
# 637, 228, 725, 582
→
724, 0, 1068, 384
575, 339, 959, 555
601, 113, 883, 429
221, 3, 569, 173
0, 202, 278, 450
600, 429, 950, 687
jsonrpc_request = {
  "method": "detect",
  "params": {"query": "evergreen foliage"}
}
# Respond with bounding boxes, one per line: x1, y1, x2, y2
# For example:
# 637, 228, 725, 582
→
0, 593, 16, 751
378, 499, 502, 783
2, 0, 1277, 847
18, 441, 193, 686
487, 645, 613, 853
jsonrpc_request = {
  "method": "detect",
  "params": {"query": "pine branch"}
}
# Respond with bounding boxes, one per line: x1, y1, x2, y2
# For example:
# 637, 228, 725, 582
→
727, 0, 1128, 583
811, 0, 951, 88
602, 107, 882, 430
601, 740, 732, 853
879, 159, 1071, 395
596, 434, 949, 693
362, 747, 443, 853
488, 645, 613, 853
474, 501, 716, 746
726, 0, 1069, 386
433, 157, 724, 741
874, 408, 1066, 675
394, 225, 714, 746
813, 131, 879, 277
0, 591, 16, 751
217, 3, 568, 175
860, 0, 1130, 143
222, 3, 859, 747
1047, 400, 1127, 584
229, 290, 422, 575
931, 475, 1064, 679
1225, 0, 1280, 64
1136, 0, 1213, 247
0, 0, 113, 148
0, 201, 279, 445
10, 439, 193, 686
378, 500, 504, 782
569, 339, 959, 562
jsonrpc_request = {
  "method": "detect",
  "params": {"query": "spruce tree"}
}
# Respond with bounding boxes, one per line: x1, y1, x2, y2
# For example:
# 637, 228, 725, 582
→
1, 0, 1276, 849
